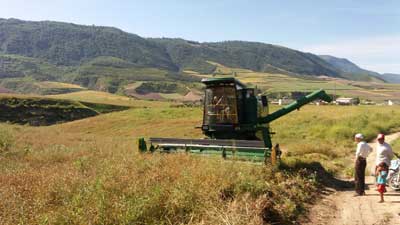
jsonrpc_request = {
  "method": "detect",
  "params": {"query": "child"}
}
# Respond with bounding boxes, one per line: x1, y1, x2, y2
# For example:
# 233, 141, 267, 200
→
376, 162, 389, 203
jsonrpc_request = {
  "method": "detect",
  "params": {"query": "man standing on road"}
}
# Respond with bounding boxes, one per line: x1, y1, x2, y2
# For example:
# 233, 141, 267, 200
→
354, 133, 372, 196
375, 133, 394, 169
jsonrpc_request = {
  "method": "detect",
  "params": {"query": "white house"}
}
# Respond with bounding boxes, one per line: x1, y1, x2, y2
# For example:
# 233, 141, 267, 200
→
335, 97, 359, 105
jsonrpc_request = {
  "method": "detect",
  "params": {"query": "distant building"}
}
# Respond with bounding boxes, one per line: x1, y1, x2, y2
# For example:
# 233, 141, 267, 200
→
315, 100, 329, 105
278, 98, 292, 105
270, 98, 291, 105
335, 97, 360, 105
387, 100, 394, 106
361, 100, 376, 105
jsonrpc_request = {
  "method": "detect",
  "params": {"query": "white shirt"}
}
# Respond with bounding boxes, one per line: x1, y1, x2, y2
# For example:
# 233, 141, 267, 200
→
376, 142, 394, 166
355, 141, 372, 159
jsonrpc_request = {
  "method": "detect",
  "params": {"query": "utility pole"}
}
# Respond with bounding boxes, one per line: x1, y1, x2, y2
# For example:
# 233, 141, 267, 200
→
334, 80, 337, 101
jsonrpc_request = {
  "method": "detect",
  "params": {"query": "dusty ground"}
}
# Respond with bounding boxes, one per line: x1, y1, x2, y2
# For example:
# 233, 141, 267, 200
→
304, 133, 400, 225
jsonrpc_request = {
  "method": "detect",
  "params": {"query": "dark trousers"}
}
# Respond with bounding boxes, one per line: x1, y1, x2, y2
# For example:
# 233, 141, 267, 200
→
355, 157, 367, 195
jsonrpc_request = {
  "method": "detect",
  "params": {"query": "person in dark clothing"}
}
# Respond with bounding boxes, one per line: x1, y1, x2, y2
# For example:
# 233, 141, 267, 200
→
355, 156, 367, 195
354, 133, 372, 196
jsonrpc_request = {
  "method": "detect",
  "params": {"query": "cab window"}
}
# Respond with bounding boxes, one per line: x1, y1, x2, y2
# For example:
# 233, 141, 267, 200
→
204, 86, 238, 125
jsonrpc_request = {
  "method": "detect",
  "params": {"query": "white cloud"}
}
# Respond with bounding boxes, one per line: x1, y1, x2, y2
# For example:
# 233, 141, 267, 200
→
302, 35, 400, 74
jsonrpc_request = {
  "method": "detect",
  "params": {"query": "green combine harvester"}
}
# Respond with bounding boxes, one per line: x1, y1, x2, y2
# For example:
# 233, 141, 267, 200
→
138, 77, 332, 162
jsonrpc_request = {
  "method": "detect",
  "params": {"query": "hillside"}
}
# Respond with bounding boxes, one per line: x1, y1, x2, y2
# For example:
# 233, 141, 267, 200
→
151, 38, 341, 76
0, 18, 381, 91
0, 18, 175, 70
0, 18, 340, 76
0, 94, 130, 125
380, 73, 400, 83
0, 95, 98, 125
318, 55, 382, 82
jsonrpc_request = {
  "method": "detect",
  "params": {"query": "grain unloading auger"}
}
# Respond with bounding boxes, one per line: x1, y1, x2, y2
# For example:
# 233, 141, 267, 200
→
138, 77, 332, 162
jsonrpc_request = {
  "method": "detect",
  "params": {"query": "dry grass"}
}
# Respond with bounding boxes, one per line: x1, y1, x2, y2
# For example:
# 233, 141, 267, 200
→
0, 123, 317, 225
35, 82, 85, 89
1, 102, 400, 224
46, 90, 170, 108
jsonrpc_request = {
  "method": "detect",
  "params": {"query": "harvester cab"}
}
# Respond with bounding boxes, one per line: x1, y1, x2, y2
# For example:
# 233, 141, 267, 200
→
138, 77, 332, 162
201, 77, 267, 140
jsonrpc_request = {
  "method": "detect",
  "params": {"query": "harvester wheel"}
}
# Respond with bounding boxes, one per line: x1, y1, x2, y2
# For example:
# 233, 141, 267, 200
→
149, 145, 156, 153
138, 138, 147, 153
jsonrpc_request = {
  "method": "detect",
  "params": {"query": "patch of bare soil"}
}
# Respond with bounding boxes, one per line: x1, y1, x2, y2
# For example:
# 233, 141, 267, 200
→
182, 91, 202, 102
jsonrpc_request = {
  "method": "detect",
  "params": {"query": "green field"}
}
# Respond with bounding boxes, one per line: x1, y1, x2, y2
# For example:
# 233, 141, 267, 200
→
1, 90, 400, 224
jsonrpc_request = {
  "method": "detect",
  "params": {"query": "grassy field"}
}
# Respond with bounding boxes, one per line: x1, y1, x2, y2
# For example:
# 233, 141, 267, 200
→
392, 138, 400, 150
1, 91, 400, 225
271, 105, 400, 175
35, 82, 84, 89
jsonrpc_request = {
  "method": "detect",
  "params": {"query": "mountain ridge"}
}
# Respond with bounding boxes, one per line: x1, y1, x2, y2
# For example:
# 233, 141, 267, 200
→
0, 18, 348, 76
380, 73, 400, 83
318, 55, 383, 82
0, 17, 388, 94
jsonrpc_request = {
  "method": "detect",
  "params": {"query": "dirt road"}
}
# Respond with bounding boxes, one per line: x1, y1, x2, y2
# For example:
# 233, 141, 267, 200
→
305, 132, 400, 225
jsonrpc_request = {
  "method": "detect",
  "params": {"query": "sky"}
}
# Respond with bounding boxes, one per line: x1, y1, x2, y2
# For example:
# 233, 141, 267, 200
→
1, 0, 399, 73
